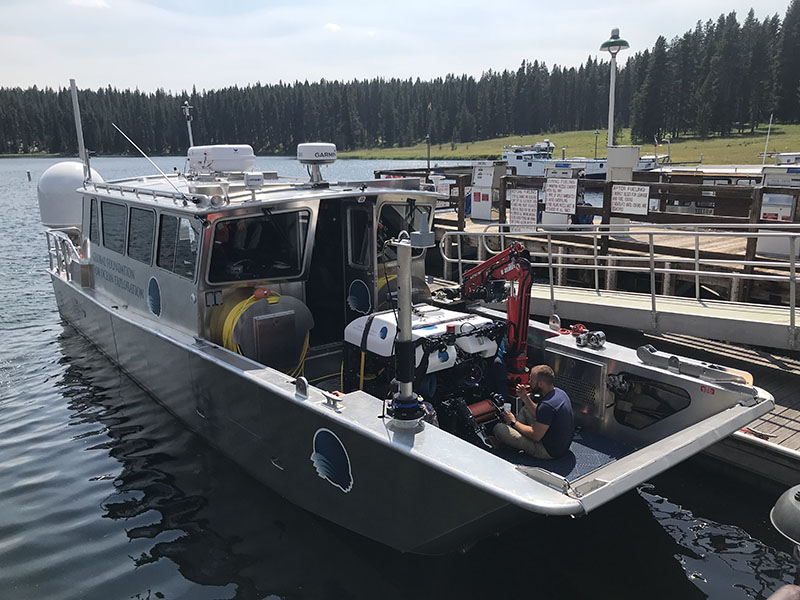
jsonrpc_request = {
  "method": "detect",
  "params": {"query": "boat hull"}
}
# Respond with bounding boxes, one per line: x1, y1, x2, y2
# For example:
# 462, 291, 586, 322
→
51, 273, 527, 554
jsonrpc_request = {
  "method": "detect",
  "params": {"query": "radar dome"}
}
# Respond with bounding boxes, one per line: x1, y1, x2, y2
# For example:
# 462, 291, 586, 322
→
37, 161, 102, 229
297, 143, 337, 165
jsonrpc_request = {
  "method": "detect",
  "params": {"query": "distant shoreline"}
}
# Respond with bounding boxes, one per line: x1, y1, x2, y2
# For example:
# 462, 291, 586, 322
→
4, 123, 798, 164
0, 153, 61, 159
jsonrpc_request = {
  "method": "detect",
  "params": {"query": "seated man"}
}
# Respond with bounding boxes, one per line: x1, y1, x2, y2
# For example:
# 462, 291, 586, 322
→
493, 365, 574, 459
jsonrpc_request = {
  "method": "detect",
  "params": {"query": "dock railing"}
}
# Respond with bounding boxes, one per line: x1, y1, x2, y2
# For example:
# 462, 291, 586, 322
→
439, 222, 800, 349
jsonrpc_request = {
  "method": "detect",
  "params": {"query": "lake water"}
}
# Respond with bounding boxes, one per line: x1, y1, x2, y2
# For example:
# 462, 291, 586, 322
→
0, 156, 796, 599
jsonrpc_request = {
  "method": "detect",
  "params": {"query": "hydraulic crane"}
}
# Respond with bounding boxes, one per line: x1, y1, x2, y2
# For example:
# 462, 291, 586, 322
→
461, 241, 533, 389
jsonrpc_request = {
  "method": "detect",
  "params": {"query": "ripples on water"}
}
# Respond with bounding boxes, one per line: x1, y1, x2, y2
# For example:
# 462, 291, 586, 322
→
0, 157, 797, 599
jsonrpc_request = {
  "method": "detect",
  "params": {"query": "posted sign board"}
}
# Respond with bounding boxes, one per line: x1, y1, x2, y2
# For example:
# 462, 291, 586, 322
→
435, 180, 454, 209
611, 184, 650, 215
508, 189, 538, 232
471, 186, 493, 220
544, 178, 577, 214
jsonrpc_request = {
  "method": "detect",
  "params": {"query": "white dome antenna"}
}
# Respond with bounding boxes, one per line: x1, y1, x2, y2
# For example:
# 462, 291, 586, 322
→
297, 143, 336, 183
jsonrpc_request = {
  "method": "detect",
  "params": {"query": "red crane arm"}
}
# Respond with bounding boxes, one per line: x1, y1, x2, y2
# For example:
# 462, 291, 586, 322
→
462, 242, 533, 384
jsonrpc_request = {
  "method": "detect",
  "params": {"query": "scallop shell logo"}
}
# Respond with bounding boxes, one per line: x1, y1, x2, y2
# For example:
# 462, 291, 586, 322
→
310, 428, 353, 493
347, 279, 371, 315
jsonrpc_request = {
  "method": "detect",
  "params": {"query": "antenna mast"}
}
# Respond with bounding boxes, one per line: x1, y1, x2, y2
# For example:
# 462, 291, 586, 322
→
182, 101, 195, 148
112, 122, 187, 199
762, 113, 774, 167
69, 79, 91, 182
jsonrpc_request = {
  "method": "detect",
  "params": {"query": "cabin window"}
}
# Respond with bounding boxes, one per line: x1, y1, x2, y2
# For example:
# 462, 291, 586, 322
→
208, 209, 310, 283
89, 198, 99, 243
127, 207, 155, 265
348, 207, 372, 269
101, 201, 127, 254
157, 214, 199, 280
377, 201, 431, 259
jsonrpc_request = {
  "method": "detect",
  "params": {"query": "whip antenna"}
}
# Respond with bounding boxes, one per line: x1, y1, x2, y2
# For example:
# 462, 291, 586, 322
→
111, 122, 186, 198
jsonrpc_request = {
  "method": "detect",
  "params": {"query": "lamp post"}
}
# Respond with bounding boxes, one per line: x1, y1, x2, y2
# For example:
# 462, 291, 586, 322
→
600, 28, 630, 148
594, 129, 599, 159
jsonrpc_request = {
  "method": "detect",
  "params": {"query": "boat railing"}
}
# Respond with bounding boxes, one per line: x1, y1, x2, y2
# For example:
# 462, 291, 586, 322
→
45, 227, 83, 281
439, 222, 800, 347
82, 180, 209, 206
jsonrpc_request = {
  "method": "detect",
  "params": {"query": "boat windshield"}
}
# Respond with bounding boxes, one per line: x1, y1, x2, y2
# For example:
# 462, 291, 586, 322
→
208, 210, 309, 283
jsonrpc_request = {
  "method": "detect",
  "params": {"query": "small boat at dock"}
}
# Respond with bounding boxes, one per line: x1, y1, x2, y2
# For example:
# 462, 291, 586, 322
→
502, 139, 661, 179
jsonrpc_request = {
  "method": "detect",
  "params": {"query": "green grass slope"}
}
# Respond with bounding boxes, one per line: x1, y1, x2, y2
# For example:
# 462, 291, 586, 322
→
340, 125, 800, 164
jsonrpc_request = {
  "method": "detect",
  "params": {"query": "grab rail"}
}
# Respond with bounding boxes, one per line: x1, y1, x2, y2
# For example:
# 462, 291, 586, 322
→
439, 222, 800, 346
83, 180, 208, 206
45, 228, 83, 281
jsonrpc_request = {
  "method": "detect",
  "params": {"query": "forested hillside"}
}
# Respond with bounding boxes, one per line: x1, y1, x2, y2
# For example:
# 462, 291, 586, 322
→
2, 2, 799, 155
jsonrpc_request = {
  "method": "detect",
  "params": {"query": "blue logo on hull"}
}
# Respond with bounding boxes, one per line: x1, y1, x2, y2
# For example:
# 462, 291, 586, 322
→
311, 428, 353, 493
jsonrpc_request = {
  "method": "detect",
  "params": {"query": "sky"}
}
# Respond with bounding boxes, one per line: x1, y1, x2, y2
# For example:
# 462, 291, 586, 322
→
0, 0, 793, 93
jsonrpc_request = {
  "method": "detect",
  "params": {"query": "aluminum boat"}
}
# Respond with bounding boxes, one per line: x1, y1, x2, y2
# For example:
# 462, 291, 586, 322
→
38, 92, 775, 554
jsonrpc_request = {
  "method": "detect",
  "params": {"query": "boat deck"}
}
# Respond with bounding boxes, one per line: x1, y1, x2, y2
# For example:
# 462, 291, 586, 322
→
497, 428, 636, 482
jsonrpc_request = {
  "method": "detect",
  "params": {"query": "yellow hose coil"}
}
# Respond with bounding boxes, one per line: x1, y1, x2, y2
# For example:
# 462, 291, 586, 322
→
221, 295, 258, 354
221, 289, 281, 355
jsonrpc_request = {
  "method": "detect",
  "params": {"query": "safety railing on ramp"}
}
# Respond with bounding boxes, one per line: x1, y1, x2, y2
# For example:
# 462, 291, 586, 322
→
439, 223, 800, 350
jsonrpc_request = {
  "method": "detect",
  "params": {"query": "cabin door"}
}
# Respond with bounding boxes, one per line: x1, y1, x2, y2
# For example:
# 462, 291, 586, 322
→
306, 198, 376, 347
342, 200, 376, 324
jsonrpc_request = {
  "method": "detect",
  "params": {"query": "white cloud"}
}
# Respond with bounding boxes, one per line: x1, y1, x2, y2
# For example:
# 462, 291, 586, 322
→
68, 0, 110, 7
0, 0, 792, 91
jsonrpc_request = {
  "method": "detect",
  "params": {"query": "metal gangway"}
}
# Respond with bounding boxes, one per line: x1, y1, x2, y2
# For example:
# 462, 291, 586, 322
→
440, 222, 800, 351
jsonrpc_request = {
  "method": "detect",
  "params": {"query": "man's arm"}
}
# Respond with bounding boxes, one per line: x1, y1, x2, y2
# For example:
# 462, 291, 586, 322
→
516, 384, 538, 416
500, 409, 549, 442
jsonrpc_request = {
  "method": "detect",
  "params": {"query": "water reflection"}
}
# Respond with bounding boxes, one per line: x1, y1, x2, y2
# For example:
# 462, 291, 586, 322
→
55, 325, 795, 599
642, 486, 796, 599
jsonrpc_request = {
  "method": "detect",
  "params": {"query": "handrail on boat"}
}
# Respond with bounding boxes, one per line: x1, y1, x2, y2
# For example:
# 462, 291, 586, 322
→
83, 180, 209, 206
439, 222, 800, 347
45, 228, 83, 281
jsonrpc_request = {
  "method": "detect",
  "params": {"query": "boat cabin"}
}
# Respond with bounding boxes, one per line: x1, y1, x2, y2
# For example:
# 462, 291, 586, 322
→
72, 158, 436, 388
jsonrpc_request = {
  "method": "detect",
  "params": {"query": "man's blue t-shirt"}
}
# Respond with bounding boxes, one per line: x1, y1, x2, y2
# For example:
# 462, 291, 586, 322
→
535, 387, 574, 458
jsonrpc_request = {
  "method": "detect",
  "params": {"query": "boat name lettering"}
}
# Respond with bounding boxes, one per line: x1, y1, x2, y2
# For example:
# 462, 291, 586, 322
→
93, 256, 144, 299
95, 254, 136, 279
